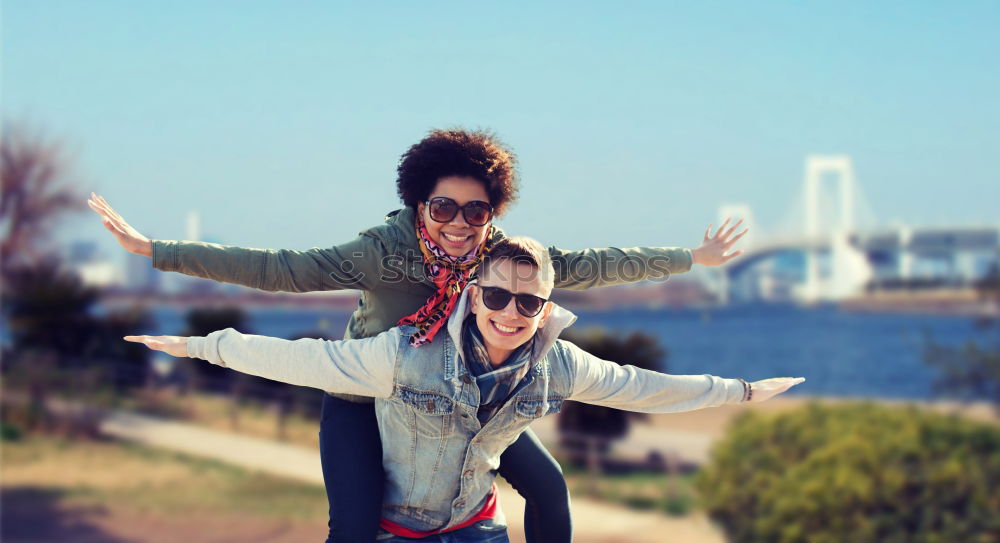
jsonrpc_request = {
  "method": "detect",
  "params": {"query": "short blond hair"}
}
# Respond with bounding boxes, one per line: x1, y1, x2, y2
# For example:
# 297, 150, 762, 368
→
482, 236, 554, 291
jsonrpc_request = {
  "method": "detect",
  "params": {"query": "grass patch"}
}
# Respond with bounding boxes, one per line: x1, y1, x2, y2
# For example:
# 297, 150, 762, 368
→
562, 464, 700, 516
123, 390, 322, 449
1, 434, 327, 521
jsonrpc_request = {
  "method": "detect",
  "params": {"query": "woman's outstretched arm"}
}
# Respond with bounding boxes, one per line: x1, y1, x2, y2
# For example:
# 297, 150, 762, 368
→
89, 193, 384, 293
548, 217, 749, 290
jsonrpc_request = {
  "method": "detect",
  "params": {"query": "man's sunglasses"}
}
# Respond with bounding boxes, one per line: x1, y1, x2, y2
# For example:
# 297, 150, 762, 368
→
424, 197, 493, 227
479, 286, 548, 317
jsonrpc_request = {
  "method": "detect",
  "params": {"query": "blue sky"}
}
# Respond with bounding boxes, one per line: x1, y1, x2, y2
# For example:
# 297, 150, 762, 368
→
4, 1, 998, 261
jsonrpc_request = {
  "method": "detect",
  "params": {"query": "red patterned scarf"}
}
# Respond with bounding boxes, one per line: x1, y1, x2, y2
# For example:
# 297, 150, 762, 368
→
397, 216, 494, 346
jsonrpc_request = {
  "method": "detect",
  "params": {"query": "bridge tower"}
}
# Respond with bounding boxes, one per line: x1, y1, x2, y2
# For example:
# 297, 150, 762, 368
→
712, 203, 758, 304
718, 203, 757, 250
799, 155, 872, 302
804, 155, 856, 238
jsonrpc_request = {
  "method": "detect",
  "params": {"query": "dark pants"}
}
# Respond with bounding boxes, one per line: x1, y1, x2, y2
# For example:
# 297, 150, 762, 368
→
320, 395, 572, 543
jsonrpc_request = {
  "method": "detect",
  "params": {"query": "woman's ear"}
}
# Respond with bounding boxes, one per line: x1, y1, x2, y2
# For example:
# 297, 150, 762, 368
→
468, 285, 479, 314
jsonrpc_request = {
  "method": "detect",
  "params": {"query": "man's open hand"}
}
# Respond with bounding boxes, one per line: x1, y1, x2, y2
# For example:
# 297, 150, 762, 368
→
124, 335, 189, 358
748, 377, 805, 402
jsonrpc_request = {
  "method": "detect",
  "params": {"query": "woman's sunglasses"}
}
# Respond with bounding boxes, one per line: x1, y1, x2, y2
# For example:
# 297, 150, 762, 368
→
479, 286, 548, 317
424, 197, 493, 227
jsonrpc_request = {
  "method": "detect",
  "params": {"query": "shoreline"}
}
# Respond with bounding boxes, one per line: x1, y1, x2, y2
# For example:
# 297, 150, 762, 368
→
528, 394, 998, 467
840, 288, 999, 316
645, 395, 998, 439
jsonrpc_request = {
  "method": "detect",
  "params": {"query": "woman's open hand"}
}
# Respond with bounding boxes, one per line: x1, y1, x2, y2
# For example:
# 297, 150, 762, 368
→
691, 217, 749, 267
124, 335, 189, 357
88, 193, 153, 257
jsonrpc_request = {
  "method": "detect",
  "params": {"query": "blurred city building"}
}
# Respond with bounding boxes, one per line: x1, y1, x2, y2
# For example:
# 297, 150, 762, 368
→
66, 240, 121, 287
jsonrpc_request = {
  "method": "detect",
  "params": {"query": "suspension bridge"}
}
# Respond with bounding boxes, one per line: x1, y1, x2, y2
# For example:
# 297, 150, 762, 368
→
711, 156, 999, 303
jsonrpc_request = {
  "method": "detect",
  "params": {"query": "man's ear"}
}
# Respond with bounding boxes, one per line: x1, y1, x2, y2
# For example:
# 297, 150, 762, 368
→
416, 201, 425, 218
536, 301, 554, 329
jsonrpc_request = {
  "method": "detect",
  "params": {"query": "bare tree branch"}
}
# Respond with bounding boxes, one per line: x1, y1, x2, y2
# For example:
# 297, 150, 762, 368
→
1, 123, 85, 275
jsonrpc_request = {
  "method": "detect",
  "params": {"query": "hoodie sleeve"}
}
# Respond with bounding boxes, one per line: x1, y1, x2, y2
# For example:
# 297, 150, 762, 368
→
186, 328, 401, 398
560, 341, 745, 413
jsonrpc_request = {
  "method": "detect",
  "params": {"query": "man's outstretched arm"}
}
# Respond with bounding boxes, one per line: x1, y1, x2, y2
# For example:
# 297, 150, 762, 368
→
560, 340, 803, 413
125, 328, 402, 398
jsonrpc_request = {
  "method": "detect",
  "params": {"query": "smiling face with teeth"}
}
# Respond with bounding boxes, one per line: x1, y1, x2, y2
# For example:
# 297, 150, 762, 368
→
416, 176, 492, 257
469, 257, 554, 367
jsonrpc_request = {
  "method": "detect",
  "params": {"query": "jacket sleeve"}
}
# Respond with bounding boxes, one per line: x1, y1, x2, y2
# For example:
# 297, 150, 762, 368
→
186, 327, 401, 398
547, 246, 693, 291
151, 234, 386, 293
560, 341, 745, 413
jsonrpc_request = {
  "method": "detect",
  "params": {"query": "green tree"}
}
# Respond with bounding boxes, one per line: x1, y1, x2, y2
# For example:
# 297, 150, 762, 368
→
2, 259, 150, 433
924, 263, 1000, 412
557, 328, 666, 466
177, 307, 252, 392
697, 402, 1000, 543
178, 307, 256, 430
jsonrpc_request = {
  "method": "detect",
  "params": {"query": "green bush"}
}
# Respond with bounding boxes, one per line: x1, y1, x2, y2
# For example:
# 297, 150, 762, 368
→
696, 402, 1000, 543
1, 421, 23, 441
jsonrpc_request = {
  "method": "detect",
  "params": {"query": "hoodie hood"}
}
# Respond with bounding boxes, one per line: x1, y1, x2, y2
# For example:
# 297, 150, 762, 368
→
446, 282, 577, 366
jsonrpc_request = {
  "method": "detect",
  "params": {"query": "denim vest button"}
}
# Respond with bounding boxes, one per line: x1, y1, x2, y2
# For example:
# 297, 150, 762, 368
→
427, 399, 435, 411
463, 470, 473, 479
455, 500, 465, 509
535, 406, 543, 416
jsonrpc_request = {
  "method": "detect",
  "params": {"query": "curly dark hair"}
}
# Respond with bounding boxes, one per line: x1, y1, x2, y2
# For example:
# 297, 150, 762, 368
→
396, 129, 519, 217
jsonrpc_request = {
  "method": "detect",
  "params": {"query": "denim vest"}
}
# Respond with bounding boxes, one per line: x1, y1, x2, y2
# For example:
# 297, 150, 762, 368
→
378, 322, 573, 532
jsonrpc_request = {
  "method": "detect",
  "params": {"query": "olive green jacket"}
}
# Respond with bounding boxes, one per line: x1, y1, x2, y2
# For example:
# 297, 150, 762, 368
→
152, 207, 692, 399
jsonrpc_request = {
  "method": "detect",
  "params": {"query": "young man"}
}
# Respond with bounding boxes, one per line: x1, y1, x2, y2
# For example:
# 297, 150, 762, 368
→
126, 237, 803, 542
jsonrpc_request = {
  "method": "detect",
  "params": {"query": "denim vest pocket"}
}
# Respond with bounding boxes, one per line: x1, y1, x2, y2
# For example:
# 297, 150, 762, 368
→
396, 386, 455, 438
514, 398, 563, 420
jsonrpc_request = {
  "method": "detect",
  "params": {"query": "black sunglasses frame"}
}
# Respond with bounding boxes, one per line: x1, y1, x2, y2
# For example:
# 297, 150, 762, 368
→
478, 285, 549, 317
424, 197, 494, 226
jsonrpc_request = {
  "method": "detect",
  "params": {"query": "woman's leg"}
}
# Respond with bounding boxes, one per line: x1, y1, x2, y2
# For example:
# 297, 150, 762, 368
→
319, 394, 384, 543
496, 428, 572, 543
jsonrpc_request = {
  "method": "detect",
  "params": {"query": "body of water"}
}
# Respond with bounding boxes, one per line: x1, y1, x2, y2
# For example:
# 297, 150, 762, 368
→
143, 304, 994, 401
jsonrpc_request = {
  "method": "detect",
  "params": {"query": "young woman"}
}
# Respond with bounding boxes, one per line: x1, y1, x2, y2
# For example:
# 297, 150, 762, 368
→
90, 129, 747, 543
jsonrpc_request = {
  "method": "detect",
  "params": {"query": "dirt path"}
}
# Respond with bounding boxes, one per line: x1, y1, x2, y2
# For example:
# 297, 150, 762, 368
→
97, 409, 727, 543
4, 495, 721, 543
